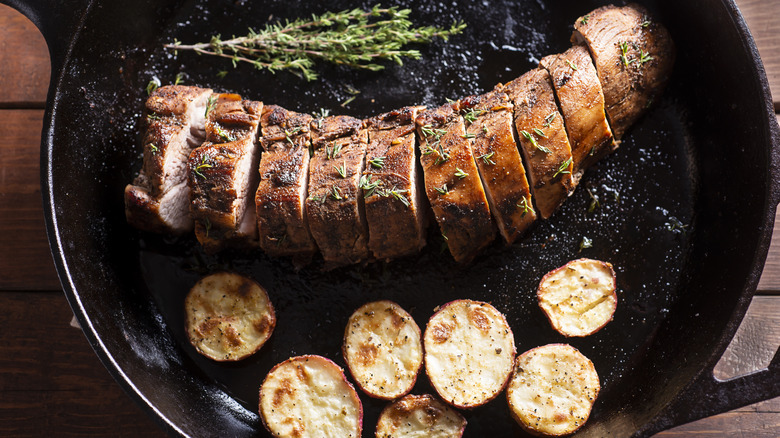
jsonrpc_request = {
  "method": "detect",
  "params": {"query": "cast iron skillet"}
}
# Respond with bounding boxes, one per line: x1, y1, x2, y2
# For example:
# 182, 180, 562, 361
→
7, 0, 780, 436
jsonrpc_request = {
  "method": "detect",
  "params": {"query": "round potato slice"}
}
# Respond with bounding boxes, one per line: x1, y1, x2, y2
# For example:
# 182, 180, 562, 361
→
507, 344, 600, 436
537, 258, 617, 337
423, 299, 516, 409
260, 355, 363, 438
185, 272, 276, 361
343, 300, 423, 400
376, 394, 466, 438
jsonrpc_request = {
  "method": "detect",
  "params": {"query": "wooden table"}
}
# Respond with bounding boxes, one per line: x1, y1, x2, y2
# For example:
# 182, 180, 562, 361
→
1, 2, 778, 436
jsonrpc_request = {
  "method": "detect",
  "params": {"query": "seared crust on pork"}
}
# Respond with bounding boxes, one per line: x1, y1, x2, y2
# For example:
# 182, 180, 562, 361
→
363, 106, 428, 261
188, 94, 262, 252
501, 69, 575, 220
308, 115, 370, 267
255, 105, 317, 263
573, 4, 675, 139
416, 103, 496, 264
460, 91, 536, 244
541, 45, 615, 179
125, 85, 212, 234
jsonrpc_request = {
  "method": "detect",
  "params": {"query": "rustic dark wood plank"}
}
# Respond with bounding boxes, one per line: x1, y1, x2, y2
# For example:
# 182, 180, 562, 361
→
0, 4, 50, 107
736, 0, 780, 110
0, 109, 62, 290
0, 292, 165, 437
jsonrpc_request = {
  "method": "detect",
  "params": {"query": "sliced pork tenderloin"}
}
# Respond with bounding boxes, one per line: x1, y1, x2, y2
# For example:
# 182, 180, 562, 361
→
572, 4, 675, 139
416, 103, 496, 264
188, 94, 263, 252
363, 106, 429, 261
541, 45, 615, 181
255, 105, 317, 263
125, 85, 212, 234
460, 91, 536, 244
307, 115, 370, 267
501, 69, 575, 220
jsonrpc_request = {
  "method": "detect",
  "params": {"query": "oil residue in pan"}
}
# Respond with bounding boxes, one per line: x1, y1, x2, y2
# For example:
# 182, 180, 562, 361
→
130, 0, 695, 436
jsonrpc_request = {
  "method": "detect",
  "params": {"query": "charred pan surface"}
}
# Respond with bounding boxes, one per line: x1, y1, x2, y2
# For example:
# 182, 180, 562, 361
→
363, 106, 428, 261
502, 69, 575, 220
573, 4, 675, 139
416, 103, 496, 264
460, 91, 536, 244
188, 94, 263, 252
125, 85, 212, 234
541, 45, 615, 180
255, 105, 317, 263
307, 115, 370, 267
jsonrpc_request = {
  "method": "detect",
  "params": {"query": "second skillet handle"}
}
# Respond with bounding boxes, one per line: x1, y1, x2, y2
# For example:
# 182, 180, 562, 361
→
2, 0, 92, 86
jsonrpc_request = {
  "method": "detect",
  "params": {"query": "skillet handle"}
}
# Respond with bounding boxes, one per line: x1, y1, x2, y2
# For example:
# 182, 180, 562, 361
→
653, 339, 780, 431
1, 0, 92, 80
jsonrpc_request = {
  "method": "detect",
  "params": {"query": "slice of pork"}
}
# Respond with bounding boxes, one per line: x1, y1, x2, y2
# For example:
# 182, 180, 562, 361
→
255, 105, 317, 264
572, 4, 675, 139
307, 115, 370, 267
125, 85, 212, 234
541, 45, 615, 180
501, 69, 575, 220
460, 91, 536, 244
363, 106, 429, 261
188, 94, 262, 252
416, 103, 496, 264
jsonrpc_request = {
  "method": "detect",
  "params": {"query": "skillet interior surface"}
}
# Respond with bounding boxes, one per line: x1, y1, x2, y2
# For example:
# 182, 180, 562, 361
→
45, 0, 777, 436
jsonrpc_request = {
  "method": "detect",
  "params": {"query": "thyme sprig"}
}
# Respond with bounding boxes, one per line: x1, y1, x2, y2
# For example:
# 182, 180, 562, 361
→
165, 5, 467, 81
520, 129, 551, 154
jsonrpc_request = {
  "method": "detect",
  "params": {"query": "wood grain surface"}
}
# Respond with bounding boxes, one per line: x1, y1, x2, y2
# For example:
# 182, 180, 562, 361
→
0, 2, 777, 437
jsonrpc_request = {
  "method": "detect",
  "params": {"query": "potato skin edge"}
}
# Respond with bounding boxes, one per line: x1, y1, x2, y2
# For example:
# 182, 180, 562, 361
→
506, 343, 600, 437
423, 299, 517, 410
184, 271, 277, 362
536, 259, 617, 337
258, 354, 364, 438
341, 300, 423, 400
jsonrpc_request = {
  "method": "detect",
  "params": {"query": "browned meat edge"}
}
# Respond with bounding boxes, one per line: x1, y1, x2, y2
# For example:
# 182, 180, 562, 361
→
125, 85, 212, 234
416, 103, 496, 264
460, 90, 536, 244
363, 106, 429, 261
255, 105, 317, 263
501, 69, 575, 220
307, 115, 370, 267
188, 94, 263, 253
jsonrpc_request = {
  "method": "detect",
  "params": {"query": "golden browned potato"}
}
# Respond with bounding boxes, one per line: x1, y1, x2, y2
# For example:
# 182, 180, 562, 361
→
343, 300, 423, 400
376, 394, 466, 438
184, 272, 275, 361
423, 299, 516, 409
506, 344, 600, 436
259, 355, 363, 438
537, 258, 617, 337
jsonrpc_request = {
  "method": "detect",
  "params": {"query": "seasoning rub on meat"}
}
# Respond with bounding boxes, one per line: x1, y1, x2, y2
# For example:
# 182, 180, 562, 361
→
126, 4, 674, 266
416, 103, 496, 264
188, 94, 262, 252
255, 105, 318, 263
125, 85, 212, 234
307, 115, 370, 267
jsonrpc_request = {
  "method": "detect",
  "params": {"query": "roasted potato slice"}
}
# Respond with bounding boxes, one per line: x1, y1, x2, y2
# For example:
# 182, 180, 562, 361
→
506, 344, 600, 436
537, 258, 617, 337
259, 355, 363, 438
423, 299, 516, 409
184, 272, 275, 361
343, 300, 423, 400
376, 394, 466, 438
